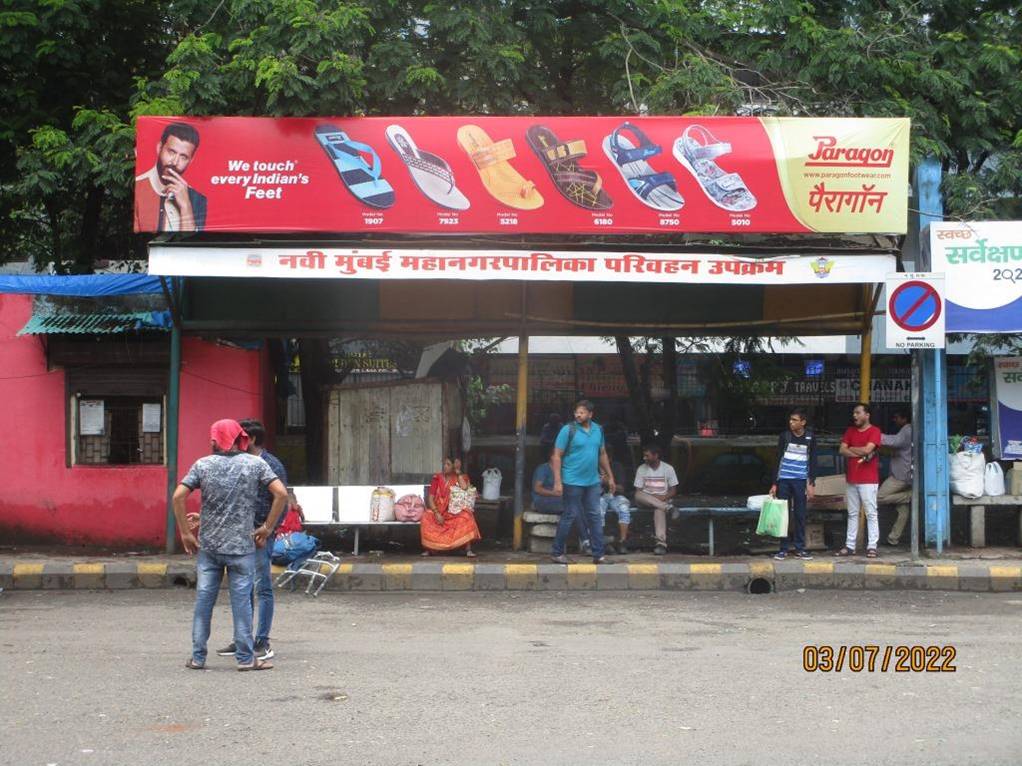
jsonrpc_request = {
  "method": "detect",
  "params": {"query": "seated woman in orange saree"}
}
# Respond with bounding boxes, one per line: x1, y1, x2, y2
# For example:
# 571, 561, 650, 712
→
421, 457, 481, 557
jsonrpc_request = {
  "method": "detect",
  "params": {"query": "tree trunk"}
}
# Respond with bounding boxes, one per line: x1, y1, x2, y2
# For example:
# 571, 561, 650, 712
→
661, 336, 678, 451
615, 336, 655, 445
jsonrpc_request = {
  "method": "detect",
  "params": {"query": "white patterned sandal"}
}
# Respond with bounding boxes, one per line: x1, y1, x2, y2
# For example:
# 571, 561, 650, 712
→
673, 125, 757, 212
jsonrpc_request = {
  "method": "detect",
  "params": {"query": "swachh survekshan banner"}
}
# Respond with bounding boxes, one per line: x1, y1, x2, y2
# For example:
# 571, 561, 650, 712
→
135, 116, 909, 236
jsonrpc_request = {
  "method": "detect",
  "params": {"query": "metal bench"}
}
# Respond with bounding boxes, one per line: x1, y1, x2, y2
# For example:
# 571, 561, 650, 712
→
293, 484, 427, 555
674, 507, 761, 556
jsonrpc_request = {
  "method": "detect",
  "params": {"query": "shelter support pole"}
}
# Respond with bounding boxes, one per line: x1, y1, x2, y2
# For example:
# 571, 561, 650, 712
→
856, 286, 875, 549
910, 350, 921, 561
512, 334, 530, 551
915, 157, 949, 554
164, 306, 182, 554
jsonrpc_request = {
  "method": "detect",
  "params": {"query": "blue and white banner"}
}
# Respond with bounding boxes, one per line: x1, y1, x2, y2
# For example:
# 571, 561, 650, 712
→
929, 221, 1022, 333
993, 357, 1022, 459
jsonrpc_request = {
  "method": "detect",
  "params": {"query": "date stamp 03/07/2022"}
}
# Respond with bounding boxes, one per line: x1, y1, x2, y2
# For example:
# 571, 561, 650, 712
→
803, 645, 957, 673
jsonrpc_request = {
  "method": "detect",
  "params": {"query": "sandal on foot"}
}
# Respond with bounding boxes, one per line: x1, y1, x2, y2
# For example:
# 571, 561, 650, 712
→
315, 125, 395, 209
185, 658, 205, 670
457, 125, 543, 210
603, 123, 683, 212
385, 124, 470, 211
673, 125, 757, 212
866, 548, 879, 559
527, 124, 612, 210
237, 659, 274, 672
833, 547, 854, 557
465, 549, 478, 558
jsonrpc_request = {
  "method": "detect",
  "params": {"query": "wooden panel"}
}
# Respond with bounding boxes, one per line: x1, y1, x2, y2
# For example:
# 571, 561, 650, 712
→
326, 389, 339, 483
762, 284, 861, 321
390, 381, 443, 481
330, 387, 390, 485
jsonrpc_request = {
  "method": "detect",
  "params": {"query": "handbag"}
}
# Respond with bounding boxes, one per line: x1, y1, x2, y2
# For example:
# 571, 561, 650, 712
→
448, 485, 477, 515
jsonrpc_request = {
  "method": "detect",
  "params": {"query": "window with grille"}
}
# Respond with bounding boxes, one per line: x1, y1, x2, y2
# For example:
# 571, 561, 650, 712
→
67, 368, 167, 467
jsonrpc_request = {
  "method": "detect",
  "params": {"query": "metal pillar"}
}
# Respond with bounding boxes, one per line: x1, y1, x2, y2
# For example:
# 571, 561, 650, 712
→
915, 157, 949, 553
164, 317, 182, 554
910, 351, 921, 561
860, 286, 874, 402
512, 334, 530, 551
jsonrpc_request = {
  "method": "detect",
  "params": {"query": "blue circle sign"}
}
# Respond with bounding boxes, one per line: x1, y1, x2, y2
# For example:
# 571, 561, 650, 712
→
889, 280, 941, 332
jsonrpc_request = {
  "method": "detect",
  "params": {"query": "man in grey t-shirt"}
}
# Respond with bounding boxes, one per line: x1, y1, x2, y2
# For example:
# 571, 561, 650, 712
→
879, 408, 913, 545
173, 419, 287, 670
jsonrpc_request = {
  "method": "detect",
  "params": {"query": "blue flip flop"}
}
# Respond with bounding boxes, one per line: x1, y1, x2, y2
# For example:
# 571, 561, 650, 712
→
315, 125, 395, 209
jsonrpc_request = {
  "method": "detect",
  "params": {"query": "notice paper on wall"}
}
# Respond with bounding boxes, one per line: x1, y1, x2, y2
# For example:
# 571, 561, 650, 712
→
79, 400, 105, 435
142, 403, 162, 433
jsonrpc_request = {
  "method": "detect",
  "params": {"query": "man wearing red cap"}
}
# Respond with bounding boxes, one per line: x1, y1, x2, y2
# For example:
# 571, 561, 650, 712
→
173, 419, 288, 671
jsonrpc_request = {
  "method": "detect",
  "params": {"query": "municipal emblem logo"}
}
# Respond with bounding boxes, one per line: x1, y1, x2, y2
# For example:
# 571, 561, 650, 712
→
810, 257, 834, 279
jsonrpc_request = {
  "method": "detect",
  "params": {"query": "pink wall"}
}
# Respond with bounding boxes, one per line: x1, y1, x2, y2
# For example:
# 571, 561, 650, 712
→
0, 294, 267, 550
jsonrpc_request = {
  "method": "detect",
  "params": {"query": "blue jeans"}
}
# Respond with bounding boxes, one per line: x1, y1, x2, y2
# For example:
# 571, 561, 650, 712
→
777, 479, 808, 553
254, 537, 274, 644
552, 483, 604, 558
533, 495, 564, 514
599, 493, 631, 525
192, 549, 256, 666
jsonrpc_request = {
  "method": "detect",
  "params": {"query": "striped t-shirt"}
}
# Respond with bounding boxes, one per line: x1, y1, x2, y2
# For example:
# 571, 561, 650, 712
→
776, 430, 816, 483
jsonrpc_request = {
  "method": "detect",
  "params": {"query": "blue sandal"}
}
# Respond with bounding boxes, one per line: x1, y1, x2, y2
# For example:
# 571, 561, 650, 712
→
315, 125, 395, 209
602, 122, 684, 212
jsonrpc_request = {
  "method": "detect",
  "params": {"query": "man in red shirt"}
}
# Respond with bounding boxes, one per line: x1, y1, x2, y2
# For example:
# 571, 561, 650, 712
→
835, 403, 883, 558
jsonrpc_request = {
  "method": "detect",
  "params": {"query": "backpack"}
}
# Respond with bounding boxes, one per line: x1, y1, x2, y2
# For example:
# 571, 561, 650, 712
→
562, 422, 603, 459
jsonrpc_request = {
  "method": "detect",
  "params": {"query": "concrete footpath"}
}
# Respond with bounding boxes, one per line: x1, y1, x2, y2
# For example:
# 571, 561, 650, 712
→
4, 548, 1022, 592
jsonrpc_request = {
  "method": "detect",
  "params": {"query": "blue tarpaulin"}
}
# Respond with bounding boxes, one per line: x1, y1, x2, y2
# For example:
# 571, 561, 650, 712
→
0, 274, 165, 296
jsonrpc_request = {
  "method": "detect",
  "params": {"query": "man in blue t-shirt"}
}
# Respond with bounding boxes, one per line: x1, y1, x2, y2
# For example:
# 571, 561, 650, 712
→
550, 399, 616, 564
769, 407, 817, 561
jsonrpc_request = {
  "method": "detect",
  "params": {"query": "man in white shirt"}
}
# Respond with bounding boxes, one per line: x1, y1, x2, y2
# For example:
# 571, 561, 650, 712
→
633, 444, 679, 555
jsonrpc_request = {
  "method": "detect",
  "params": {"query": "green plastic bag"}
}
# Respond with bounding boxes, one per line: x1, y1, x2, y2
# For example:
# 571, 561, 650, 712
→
756, 497, 789, 538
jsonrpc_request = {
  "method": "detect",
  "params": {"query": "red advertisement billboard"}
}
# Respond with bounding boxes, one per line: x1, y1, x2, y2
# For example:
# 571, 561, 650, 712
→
135, 115, 909, 236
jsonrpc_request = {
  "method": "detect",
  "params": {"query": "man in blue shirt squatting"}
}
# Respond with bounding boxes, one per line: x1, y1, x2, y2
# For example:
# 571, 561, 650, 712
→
550, 399, 617, 565
214, 419, 289, 663
769, 407, 817, 561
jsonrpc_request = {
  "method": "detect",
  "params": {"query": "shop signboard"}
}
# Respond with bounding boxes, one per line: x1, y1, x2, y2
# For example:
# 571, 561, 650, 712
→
148, 246, 896, 284
929, 221, 1022, 332
136, 116, 909, 237
992, 357, 1022, 459
835, 378, 911, 403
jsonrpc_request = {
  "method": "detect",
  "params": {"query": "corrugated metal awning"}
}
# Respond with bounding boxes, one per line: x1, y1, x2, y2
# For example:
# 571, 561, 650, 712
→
18, 310, 171, 335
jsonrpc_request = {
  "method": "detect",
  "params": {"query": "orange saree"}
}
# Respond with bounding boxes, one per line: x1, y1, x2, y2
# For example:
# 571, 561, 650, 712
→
421, 473, 482, 552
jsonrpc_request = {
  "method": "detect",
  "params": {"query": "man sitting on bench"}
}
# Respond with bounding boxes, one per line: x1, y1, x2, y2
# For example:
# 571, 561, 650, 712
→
634, 444, 679, 555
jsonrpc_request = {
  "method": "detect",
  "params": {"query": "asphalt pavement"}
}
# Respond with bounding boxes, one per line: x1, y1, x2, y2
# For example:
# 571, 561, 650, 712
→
2, 589, 1021, 765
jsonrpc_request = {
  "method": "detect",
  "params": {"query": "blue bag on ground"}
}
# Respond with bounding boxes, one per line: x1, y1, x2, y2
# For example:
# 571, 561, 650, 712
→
272, 532, 321, 569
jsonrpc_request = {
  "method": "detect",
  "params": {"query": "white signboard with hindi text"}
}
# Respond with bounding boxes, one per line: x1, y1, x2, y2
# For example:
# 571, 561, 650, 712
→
149, 246, 896, 285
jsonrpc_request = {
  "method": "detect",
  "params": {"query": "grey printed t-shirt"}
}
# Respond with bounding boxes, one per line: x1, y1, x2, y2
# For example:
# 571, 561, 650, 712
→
181, 452, 279, 555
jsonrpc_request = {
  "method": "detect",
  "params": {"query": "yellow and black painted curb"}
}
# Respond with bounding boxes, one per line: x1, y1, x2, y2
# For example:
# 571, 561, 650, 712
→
2, 560, 1021, 593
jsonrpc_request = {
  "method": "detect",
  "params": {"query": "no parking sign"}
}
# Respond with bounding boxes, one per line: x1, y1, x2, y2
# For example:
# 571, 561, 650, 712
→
885, 273, 945, 349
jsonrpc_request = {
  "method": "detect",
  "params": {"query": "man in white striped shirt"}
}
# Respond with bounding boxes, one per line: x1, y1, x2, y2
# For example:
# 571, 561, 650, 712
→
769, 408, 817, 560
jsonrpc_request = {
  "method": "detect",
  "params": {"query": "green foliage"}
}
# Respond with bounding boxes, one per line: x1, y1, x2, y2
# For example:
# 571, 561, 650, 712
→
1, 0, 1020, 270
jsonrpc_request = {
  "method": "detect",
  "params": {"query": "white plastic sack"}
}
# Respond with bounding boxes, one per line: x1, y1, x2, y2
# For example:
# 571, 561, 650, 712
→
950, 452, 986, 499
481, 468, 502, 501
747, 494, 771, 511
984, 462, 1006, 497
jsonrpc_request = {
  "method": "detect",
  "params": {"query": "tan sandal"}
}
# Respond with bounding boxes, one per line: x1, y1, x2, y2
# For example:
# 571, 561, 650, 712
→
237, 659, 273, 671
457, 125, 543, 210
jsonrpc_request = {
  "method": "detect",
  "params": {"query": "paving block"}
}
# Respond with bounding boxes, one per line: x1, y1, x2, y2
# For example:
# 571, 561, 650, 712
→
689, 562, 724, 590
771, 560, 810, 591
528, 537, 554, 554
166, 561, 197, 589
596, 564, 629, 591
441, 563, 475, 591
505, 564, 538, 590
535, 564, 568, 590
892, 564, 927, 590
721, 563, 754, 591
658, 563, 691, 590
523, 512, 561, 524
567, 563, 598, 590
957, 564, 993, 592
104, 562, 138, 590
41, 561, 74, 589
349, 564, 384, 591
137, 562, 168, 589
627, 563, 660, 590
834, 562, 868, 589
411, 562, 444, 591
73, 563, 105, 590
989, 565, 1022, 592
323, 563, 354, 591
473, 564, 506, 591
923, 564, 960, 591
0, 561, 14, 590
382, 563, 413, 591
530, 524, 557, 538
12, 563, 44, 590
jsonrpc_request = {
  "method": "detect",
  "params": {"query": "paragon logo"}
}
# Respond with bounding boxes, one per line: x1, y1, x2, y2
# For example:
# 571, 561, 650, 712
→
806, 136, 895, 168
